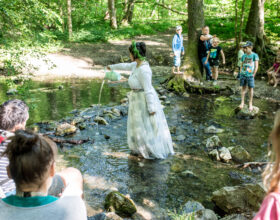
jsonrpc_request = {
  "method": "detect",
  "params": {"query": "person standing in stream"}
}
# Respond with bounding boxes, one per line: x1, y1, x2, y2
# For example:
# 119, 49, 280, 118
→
108, 41, 174, 159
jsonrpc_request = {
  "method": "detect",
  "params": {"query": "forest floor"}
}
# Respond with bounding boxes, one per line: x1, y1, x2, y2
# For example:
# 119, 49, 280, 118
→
29, 29, 175, 81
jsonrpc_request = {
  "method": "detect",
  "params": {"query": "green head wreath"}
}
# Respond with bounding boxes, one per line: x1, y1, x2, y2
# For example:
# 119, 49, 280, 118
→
132, 41, 145, 61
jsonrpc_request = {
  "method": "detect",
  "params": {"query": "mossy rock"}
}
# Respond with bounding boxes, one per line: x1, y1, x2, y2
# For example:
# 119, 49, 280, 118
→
104, 191, 137, 217
55, 123, 77, 136
166, 76, 186, 94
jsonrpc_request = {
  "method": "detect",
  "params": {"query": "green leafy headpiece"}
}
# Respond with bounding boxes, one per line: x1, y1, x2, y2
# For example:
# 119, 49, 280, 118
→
132, 41, 145, 61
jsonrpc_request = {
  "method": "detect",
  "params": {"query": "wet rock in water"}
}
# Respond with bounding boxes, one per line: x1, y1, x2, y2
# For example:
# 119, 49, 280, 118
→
104, 134, 110, 140
6, 88, 18, 95
55, 123, 77, 136
165, 100, 171, 105
78, 123, 87, 130
212, 183, 265, 214
192, 209, 218, 220
228, 145, 251, 163
158, 89, 166, 95
106, 113, 117, 120
104, 191, 136, 217
94, 116, 108, 125
183, 201, 205, 214
182, 92, 190, 98
220, 214, 248, 220
208, 149, 220, 161
180, 170, 198, 178
120, 98, 128, 104
229, 171, 255, 185
176, 135, 186, 141
159, 95, 167, 100
206, 135, 222, 149
111, 108, 121, 117
235, 105, 259, 118
87, 213, 107, 220
204, 125, 224, 134
218, 147, 232, 163
71, 117, 85, 125
105, 212, 123, 220
170, 126, 176, 134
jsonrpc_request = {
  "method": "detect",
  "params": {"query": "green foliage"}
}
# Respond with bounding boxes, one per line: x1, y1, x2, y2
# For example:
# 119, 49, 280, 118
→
168, 208, 195, 220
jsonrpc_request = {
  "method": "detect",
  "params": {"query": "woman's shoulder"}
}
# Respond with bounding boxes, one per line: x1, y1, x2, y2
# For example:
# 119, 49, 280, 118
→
139, 62, 152, 73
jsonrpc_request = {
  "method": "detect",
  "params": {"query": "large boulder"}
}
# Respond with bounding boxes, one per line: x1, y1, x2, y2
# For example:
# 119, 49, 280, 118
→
228, 146, 251, 163
206, 135, 222, 149
104, 191, 137, 217
55, 123, 77, 136
212, 183, 265, 214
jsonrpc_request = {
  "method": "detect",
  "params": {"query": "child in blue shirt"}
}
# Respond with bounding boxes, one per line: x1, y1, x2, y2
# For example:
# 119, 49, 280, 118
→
239, 41, 259, 111
172, 25, 184, 74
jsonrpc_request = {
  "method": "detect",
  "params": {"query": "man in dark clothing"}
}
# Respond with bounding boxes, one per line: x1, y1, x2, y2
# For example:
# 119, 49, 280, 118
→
198, 26, 215, 81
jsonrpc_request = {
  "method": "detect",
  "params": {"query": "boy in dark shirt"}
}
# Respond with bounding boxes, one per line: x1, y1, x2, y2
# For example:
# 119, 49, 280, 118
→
204, 37, 225, 85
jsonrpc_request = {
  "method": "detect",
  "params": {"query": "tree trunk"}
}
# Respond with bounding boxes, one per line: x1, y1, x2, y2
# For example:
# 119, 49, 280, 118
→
122, 0, 134, 24
166, 0, 204, 93
67, 0, 72, 40
234, 0, 238, 50
182, 0, 204, 79
238, 0, 246, 44
245, 0, 266, 57
108, 0, 118, 29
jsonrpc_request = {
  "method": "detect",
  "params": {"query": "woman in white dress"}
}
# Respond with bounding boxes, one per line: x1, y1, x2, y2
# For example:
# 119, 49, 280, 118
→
108, 41, 174, 159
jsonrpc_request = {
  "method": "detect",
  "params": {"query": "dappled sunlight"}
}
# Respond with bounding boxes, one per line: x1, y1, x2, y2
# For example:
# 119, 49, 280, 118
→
83, 174, 119, 191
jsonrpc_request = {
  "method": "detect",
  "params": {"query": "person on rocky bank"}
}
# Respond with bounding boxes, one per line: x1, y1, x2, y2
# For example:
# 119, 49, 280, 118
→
108, 41, 174, 159
198, 26, 215, 81
239, 41, 259, 112
172, 25, 185, 74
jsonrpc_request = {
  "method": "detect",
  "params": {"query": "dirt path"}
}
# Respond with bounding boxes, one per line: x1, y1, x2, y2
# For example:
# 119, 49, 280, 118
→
31, 30, 175, 80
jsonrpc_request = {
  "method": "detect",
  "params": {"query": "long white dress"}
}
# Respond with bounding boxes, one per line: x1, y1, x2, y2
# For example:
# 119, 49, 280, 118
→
109, 61, 174, 159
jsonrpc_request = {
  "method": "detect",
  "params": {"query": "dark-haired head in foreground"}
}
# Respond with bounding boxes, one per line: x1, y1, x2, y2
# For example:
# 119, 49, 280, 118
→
3, 130, 57, 192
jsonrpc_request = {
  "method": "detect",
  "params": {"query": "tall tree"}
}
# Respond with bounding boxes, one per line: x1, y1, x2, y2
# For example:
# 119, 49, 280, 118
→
108, 0, 118, 29
122, 0, 135, 25
182, 0, 204, 79
67, 0, 72, 39
166, 0, 204, 93
245, 0, 266, 57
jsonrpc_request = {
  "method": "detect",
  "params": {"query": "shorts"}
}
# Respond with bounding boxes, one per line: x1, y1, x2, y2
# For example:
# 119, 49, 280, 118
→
209, 59, 219, 67
48, 174, 65, 197
173, 51, 181, 67
240, 75, 255, 88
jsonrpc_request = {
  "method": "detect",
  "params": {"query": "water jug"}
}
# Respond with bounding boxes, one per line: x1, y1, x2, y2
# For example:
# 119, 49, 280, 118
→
104, 70, 121, 81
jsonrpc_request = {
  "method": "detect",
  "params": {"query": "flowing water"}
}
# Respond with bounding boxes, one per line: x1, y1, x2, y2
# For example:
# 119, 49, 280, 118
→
0, 77, 279, 217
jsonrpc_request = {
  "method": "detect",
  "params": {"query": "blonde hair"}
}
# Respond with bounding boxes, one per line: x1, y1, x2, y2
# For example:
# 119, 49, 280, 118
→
263, 110, 280, 193
212, 37, 219, 43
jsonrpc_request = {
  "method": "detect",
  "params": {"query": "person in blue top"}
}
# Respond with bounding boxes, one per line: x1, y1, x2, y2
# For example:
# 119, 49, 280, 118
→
239, 41, 259, 112
172, 25, 184, 74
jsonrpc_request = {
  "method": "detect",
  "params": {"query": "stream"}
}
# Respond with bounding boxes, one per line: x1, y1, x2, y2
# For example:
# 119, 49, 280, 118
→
0, 75, 279, 218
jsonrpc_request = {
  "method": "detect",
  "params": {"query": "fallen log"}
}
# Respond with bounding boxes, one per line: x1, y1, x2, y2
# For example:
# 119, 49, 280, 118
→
236, 161, 270, 169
